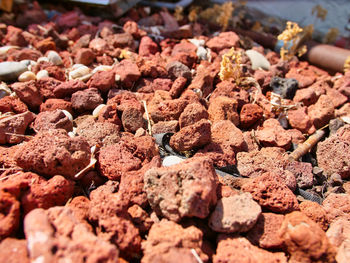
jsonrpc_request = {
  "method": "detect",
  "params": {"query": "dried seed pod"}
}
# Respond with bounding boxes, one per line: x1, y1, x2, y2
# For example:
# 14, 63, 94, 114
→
36, 70, 49, 80
37, 56, 49, 63
0, 82, 12, 98
47, 50, 63, 66
61, 110, 73, 122
92, 65, 113, 74
18, 71, 36, 82
69, 65, 90, 80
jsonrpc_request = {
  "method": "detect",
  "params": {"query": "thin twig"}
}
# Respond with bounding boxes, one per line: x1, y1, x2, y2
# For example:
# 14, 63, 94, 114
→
191, 249, 203, 263
142, 100, 152, 136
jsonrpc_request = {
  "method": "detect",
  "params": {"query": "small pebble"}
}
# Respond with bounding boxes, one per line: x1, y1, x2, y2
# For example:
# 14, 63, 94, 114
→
270, 77, 298, 99
37, 56, 49, 63
0, 61, 28, 81
197, 46, 208, 61
18, 71, 36, 82
47, 50, 63, 66
246, 49, 271, 70
162, 155, 184, 166
92, 104, 106, 118
189, 38, 205, 47
36, 70, 49, 80
0, 82, 12, 98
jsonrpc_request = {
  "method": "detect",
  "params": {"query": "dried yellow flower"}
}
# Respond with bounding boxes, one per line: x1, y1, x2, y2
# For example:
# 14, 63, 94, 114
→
344, 56, 350, 73
323, 28, 339, 44
174, 6, 184, 21
312, 4, 328, 21
219, 47, 242, 83
278, 21, 308, 60
188, 6, 201, 22
216, 2, 234, 31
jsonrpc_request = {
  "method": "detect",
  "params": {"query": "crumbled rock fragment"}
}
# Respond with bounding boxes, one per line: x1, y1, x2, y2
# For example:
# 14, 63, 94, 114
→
33, 109, 72, 132
0, 111, 35, 144
209, 193, 261, 233
322, 193, 350, 223
242, 172, 299, 213
208, 96, 239, 126
278, 211, 336, 263
53, 79, 87, 98
299, 201, 328, 231
211, 120, 245, 152
206, 31, 240, 52
144, 157, 218, 222
15, 129, 91, 179
0, 192, 20, 240
213, 236, 287, 263
141, 219, 208, 263
308, 94, 335, 129
11, 81, 43, 109
113, 59, 141, 89
71, 88, 104, 113
88, 70, 115, 93
288, 106, 316, 134
240, 103, 264, 129
270, 77, 298, 99
326, 217, 350, 263
0, 238, 29, 263
179, 102, 208, 128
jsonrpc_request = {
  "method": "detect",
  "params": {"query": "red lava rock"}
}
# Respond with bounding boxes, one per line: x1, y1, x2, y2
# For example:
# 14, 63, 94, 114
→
40, 98, 73, 114
0, 192, 20, 240
299, 201, 328, 231
211, 120, 245, 153
170, 40, 197, 68
0, 96, 28, 114
322, 193, 350, 223
7, 48, 42, 62
208, 96, 239, 126
44, 65, 66, 81
127, 204, 154, 234
278, 211, 336, 263
139, 36, 159, 57
0, 111, 35, 144
98, 135, 158, 181
308, 94, 335, 129
107, 32, 134, 49
195, 141, 237, 167
326, 217, 350, 263
14, 129, 91, 179
287, 106, 316, 134
74, 48, 95, 66
75, 116, 120, 147
149, 97, 188, 123
88, 70, 115, 93
209, 193, 261, 233
213, 236, 287, 263
36, 77, 63, 99
286, 64, 317, 89
188, 61, 219, 97
141, 219, 208, 263
179, 102, 208, 128
255, 118, 292, 150
0, 238, 29, 263
236, 147, 296, 190
206, 31, 240, 52
169, 119, 211, 152
11, 81, 43, 110
33, 109, 73, 132
144, 157, 218, 222
285, 161, 314, 189
293, 86, 319, 106
246, 213, 285, 249
57, 10, 80, 28
166, 61, 192, 81
169, 76, 188, 98
71, 88, 103, 113
121, 106, 145, 133
89, 38, 108, 56
53, 79, 87, 98
242, 172, 299, 213
114, 59, 141, 89
3, 26, 27, 47
123, 21, 147, 39
35, 37, 56, 54
97, 104, 121, 126
24, 207, 119, 263
97, 216, 141, 259
151, 120, 179, 134
239, 103, 264, 129
317, 125, 350, 179
326, 88, 348, 108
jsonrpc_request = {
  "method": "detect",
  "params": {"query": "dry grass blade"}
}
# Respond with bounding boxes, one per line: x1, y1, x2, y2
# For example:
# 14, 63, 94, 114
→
142, 100, 153, 136
191, 249, 203, 263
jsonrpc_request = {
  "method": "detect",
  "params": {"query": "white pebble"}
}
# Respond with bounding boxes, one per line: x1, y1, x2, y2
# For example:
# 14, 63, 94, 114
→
0, 46, 19, 55
61, 110, 73, 122
69, 65, 90, 80
115, 74, 121, 82
92, 104, 106, 118
47, 51, 63, 66
18, 71, 36, 82
189, 38, 205, 47
36, 70, 49, 80
246, 49, 271, 70
37, 57, 49, 63
162, 155, 184, 167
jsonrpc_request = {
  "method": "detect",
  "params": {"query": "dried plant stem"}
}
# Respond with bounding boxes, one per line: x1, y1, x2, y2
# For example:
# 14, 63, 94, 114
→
142, 100, 152, 136
288, 129, 325, 161
191, 249, 203, 263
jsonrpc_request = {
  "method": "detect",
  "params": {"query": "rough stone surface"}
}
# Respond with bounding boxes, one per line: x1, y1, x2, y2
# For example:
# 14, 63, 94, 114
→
326, 217, 350, 263
317, 125, 350, 179
0, 111, 35, 144
71, 88, 103, 113
240, 103, 264, 129
179, 102, 208, 128
33, 109, 73, 132
208, 96, 239, 126
255, 118, 292, 150
144, 157, 218, 222
308, 94, 335, 129
0, 192, 20, 240
209, 193, 261, 233
285, 161, 315, 189
278, 211, 336, 263
141, 219, 208, 263
288, 106, 316, 134
88, 70, 115, 93
114, 59, 141, 89
206, 31, 240, 52
139, 36, 159, 57
0, 238, 29, 263
322, 193, 350, 223
0, 96, 28, 114
169, 119, 211, 152
246, 213, 285, 249
121, 106, 145, 133
53, 79, 87, 98
11, 81, 43, 109
213, 236, 287, 263
211, 120, 245, 153
15, 129, 91, 179
74, 48, 95, 65
242, 172, 299, 213
40, 98, 73, 113
151, 120, 179, 134
299, 201, 328, 231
